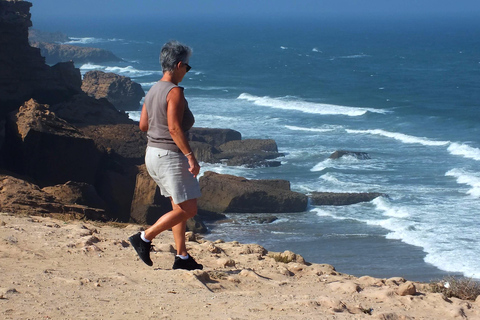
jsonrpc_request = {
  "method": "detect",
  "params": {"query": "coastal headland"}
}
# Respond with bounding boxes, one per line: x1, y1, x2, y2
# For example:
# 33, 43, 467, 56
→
1, 1, 479, 319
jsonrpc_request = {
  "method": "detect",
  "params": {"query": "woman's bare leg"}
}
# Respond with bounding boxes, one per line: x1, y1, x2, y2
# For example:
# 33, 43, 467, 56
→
143, 198, 197, 248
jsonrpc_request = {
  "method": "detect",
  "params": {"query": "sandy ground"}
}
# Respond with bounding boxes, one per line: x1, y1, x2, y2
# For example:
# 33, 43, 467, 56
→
1, 212, 478, 320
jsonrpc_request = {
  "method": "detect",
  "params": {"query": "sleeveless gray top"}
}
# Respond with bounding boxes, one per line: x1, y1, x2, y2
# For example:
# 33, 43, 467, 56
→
144, 81, 194, 152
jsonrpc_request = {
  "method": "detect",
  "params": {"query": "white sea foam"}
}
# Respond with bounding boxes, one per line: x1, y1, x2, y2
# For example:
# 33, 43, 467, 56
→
140, 81, 158, 89
311, 159, 332, 172
312, 48, 322, 53
79, 63, 162, 78
338, 54, 370, 59
311, 207, 348, 220
447, 142, 480, 161
280, 46, 288, 50
445, 168, 480, 198
126, 111, 141, 122
372, 197, 410, 218
238, 93, 386, 116
346, 129, 450, 146
285, 125, 335, 133
65, 37, 123, 45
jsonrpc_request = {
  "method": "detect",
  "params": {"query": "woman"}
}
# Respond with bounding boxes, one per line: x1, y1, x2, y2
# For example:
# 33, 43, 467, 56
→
129, 40, 203, 270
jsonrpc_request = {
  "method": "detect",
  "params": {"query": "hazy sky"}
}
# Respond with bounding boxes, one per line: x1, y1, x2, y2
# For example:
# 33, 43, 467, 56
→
30, 0, 480, 19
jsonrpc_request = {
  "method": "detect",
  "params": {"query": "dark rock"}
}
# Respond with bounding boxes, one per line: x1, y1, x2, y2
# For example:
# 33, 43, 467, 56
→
0, 174, 107, 220
197, 209, 227, 221
216, 139, 284, 168
198, 171, 308, 213
31, 41, 122, 64
188, 127, 242, 147
78, 124, 147, 165
329, 150, 371, 160
42, 181, 107, 210
4, 99, 102, 186
251, 215, 278, 224
309, 192, 384, 206
189, 141, 221, 164
0, 1, 83, 118
95, 165, 139, 223
188, 130, 283, 168
186, 216, 207, 234
81, 70, 145, 111
50, 93, 132, 126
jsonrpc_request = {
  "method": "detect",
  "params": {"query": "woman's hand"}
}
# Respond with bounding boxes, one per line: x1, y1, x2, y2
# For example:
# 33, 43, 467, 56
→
186, 154, 200, 178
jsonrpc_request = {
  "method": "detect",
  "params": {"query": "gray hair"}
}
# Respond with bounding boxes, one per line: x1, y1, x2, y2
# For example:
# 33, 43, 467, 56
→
159, 40, 192, 73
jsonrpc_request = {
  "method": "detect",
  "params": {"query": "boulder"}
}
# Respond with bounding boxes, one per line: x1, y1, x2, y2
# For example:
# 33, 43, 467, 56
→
198, 171, 308, 213
188, 127, 242, 147
187, 129, 283, 167
329, 150, 371, 160
309, 192, 384, 206
81, 70, 145, 111
217, 139, 284, 168
397, 281, 417, 296
0, 1, 83, 118
4, 99, 102, 186
0, 174, 107, 220
31, 42, 122, 64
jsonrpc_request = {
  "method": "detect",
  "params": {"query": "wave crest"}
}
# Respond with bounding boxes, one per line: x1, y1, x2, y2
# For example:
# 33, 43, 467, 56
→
238, 93, 386, 116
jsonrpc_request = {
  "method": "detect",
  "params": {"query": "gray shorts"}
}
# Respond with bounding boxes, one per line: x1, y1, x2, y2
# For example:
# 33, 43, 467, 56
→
145, 146, 201, 205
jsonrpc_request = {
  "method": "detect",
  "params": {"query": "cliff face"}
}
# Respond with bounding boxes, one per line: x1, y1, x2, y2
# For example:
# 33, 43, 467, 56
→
0, 0, 82, 119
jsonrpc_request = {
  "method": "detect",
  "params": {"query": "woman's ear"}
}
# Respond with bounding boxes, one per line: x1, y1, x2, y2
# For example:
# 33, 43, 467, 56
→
176, 61, 183, 70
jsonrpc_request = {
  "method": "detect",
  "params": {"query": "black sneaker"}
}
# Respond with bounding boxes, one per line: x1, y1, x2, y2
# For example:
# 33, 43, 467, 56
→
128, 232, 153, 266
172, 255, 203, 270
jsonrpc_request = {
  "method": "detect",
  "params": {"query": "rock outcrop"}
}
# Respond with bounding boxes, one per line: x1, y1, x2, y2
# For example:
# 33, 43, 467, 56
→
309, 192, 384, 206
31, 42, 122, 64
0, 174, 107, 220
198, 171, 308, 213
0, 0, 82, 118
188, 128, 284, 168
329, 150, 371, 160
4, 99, 102, 186
81, 70, 145, 111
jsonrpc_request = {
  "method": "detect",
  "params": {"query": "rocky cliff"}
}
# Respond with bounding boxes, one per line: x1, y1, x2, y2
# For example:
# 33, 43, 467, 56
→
0, 0, 82, 118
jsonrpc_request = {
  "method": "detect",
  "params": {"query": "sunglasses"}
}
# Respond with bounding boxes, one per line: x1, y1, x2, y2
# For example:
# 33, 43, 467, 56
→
184, 63, 191, 72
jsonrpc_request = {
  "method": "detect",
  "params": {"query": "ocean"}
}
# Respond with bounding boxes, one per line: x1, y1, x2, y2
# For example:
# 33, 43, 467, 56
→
32, 15, 480, 282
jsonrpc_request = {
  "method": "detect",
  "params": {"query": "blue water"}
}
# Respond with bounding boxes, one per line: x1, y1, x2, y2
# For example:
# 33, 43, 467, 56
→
32, 15, 480, 281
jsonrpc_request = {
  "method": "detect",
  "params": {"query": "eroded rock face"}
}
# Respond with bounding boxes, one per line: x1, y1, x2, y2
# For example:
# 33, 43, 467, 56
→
81, 71, 145, 111
42, 181, 107, 210
198, 171, 308, 213
4, 99, 102, 186
0, 1, 82, 118
50, 93, 132, 126
0, 174, 107, 220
